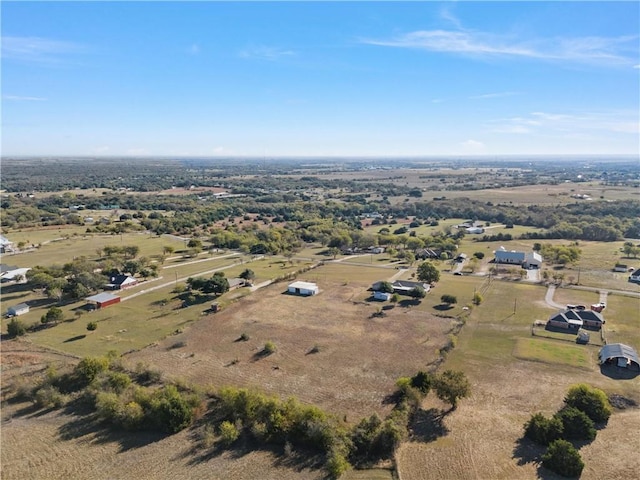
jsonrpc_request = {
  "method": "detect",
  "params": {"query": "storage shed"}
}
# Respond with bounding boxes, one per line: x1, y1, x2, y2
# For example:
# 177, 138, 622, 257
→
7, 303, 29, 317
86, 292, 121, 309
599, 343, 640, 370
287, 281, 319, 296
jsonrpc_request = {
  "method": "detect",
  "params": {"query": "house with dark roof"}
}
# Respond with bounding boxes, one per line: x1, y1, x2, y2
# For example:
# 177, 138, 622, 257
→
629, 269, 640, 284
548, 309, 605, 330
106, 274, 138, 290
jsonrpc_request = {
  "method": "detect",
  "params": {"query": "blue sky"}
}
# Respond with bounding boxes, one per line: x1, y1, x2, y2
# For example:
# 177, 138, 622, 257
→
2, 1, 639, 157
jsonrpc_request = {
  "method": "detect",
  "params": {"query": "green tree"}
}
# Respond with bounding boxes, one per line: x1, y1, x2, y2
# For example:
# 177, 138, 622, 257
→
434, 370, 471, 410
542, 439, 584, 478
523, 413, 564, 446
87, 321, 98, 331
410, 286, 426, 299
563, 384, 612, 424
378, 281, 394, 293
410, 371, 434, 394
75, 356, 109, 384
440, 294, 457, 306
41, 306, 64, 324
7, 318, 27, 337
239, 268, 256, 281
472, 292, 483, 305
554, 407, 596, 441
417, 261, 440, 284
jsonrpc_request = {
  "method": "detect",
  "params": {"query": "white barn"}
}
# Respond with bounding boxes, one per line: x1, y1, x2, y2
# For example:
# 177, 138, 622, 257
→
7, 303, 30, 317
287, 281, 319, 296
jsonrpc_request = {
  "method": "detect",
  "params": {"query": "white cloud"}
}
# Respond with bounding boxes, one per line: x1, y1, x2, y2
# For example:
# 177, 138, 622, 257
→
361, 29, 638, 66
3, 95, 46, 101
1, 36, 85, 63
239, 46, 295, 61
633, 64, 640, 69
187, 43, 200, 55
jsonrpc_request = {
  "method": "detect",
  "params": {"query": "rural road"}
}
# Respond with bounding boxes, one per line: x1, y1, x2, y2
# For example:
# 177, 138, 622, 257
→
545, 284, 640, 311
121, 255, 262, 302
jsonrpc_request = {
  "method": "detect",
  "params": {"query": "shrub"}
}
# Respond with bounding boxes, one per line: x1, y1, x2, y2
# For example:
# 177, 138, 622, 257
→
472, 292, 483, 305
7, 318, 27, 337
148, 385, 195, 433
263, 341, 277, 355
239, 332, 250, 341
95, 391, 121, 421
564, 384, 611, 424
524, 413, 564, 446
542, 439, 584, 478
326, 450, 351, 479
118, 401, 145, 430
219, 420, 240, 446
440, 294, 458, 305
473, 252, 485, 259
554, 406, 596, 441
107, 371, 132, 394
86, 321, 98, 331
75, 356, 110, 385
33, 385, 66, 409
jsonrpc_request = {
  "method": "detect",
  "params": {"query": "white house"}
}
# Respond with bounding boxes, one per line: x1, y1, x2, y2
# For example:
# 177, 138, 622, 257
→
7, 303, 29, 317
0, 267, 31, 283
106, 274, 138, 290
0, 235, 14, 253
495, 248, 542, 269
287, 281, 319, 296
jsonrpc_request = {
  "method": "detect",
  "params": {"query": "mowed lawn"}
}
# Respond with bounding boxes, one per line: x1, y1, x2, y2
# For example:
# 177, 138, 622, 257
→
396, 276, 640, 480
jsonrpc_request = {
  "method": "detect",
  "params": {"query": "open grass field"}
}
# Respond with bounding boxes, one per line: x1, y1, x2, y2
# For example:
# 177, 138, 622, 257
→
395, 276, 640, 480
128, 264, 453, 421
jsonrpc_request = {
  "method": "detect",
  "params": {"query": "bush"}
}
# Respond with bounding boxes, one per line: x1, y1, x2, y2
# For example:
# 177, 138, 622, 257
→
42, 306, 64, 324
148, 385, 195, 433
554, 406, 596, 441
472, 292, 483, 305
524, 413, 564, 446
75, 356, 110, 385
7, 318, 27, 337
218, 420, 240, 446
107, 371, 132, 394
440, 294, 458, 305
542, 439, 584, 478
86, 321, 98, 331
263, 341, 277, 355
473, 252, 485, 259
33, 385, 66, 409
326, 450, 351, 479
118, 401, 145, 430
564, 384, 611, 424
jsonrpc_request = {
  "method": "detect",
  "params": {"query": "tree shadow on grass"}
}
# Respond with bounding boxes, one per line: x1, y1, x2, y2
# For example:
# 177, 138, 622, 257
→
63, 334, 87, 343
512, 437, 562, 480
57, 411, 167, 452
433, 304, 454, 311
409, 408, 450, 443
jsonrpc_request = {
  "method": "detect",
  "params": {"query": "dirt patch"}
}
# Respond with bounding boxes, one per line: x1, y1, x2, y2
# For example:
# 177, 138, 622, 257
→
608, 394, 638, 409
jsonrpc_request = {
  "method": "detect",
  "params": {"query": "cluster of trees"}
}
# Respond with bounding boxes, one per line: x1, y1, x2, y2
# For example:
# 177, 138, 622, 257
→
27, 247, 155, 302
186, 272, 230, 296
539, 244, 581, 265
523, 384, 612, 478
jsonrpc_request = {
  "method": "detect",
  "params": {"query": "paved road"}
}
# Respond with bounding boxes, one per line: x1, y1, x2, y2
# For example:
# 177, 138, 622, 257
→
545, 285, 565, 310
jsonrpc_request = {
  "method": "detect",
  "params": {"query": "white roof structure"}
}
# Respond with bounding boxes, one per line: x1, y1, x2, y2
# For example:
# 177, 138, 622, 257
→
86, 292, 120, 303
288, 281, 318, 290
0, 267, 31, 280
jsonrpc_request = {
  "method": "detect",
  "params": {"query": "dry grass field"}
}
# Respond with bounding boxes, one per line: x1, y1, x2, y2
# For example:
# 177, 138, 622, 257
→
395, 277, 640, 480
129, 267, 452, 421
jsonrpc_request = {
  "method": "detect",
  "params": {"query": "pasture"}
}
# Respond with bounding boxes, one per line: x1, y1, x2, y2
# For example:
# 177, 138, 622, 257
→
395, 276, 640, 480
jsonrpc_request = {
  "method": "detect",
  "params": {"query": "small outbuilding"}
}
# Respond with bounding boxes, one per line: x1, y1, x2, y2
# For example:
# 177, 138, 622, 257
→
7, 303, 29, 317
287, 281, 319, 296
86, 292, 121, 309
599, 343, 640, 370
373, 291, 391, 301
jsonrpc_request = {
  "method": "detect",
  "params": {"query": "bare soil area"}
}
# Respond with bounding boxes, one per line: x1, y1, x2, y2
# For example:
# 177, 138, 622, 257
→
129, 280, 451, 421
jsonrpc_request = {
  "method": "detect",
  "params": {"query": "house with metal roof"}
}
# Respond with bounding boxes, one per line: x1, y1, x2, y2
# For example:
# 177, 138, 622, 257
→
86, 292, 121, 309
287, 281, 319, 296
